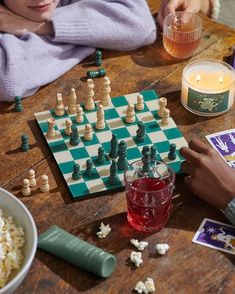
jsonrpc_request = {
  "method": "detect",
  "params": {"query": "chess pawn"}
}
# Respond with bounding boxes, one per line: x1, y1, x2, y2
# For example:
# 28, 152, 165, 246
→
125, 103, 135, 123
85, 79, 95, 110
47, 118, 56, 139
65, 118, 72, 135
55, 93, 65, 116
136, 94, 144, 111
22, 179, 31, 196
76, 105, 84, 123
28, 169, 36, 186
161, 108, 170, 126
40, 175, 49, 192
84, 124, 93, 141
158, 97, 167, 118
96, 104, 105, 130
68, 88, 77, 114
101, 76, 111, 106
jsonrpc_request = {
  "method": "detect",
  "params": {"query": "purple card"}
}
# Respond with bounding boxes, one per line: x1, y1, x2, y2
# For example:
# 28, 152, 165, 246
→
192, 218, 235, 255
206, 129, 235, 167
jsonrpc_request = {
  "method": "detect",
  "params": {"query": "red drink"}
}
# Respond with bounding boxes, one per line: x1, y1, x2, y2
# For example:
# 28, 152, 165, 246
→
126, 177, 172, 232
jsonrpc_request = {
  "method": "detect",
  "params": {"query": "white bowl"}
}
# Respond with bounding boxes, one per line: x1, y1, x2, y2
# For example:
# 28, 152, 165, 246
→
0, 187, 37, 294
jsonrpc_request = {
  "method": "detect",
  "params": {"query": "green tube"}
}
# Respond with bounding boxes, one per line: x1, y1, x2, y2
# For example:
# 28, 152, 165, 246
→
37, 225, 116, 278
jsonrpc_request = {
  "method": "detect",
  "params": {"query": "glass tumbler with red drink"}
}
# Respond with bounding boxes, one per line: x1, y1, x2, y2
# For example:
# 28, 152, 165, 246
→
124, 159, 175, 232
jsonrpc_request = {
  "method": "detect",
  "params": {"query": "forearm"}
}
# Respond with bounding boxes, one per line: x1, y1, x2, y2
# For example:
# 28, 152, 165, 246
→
51, 0, 156, 50
0, 33, 94, 102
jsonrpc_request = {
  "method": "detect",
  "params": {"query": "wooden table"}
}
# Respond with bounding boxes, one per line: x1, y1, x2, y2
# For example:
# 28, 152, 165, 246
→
1, 1, 235, 293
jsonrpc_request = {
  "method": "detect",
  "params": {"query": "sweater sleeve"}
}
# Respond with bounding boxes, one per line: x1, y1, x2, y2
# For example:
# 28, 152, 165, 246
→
51, 0, 157, 50
0, 33, 95, 102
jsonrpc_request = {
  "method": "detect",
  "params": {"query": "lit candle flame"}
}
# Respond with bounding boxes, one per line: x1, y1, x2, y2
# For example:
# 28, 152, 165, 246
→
196, 75, 201, 83
219, 76, 223, 84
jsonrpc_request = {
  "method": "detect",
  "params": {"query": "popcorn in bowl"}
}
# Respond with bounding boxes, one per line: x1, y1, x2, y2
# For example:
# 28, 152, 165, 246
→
0, 209, 25, 288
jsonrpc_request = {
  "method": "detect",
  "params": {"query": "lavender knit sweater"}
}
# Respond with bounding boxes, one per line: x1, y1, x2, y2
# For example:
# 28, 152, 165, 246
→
0, 0, 156, 102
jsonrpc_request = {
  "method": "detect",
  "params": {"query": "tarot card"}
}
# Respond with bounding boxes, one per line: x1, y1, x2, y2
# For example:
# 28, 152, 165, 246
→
192, 218, 235, 255
206, 129, 235, 166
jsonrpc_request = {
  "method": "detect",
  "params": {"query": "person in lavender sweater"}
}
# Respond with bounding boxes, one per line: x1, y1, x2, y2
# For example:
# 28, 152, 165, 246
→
0, 0, 156, 102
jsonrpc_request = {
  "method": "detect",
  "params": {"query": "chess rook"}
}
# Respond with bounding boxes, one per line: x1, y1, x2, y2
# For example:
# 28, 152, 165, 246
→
47, 118, 56, 139
158, 97, 167, 118
55, 93, 65, 116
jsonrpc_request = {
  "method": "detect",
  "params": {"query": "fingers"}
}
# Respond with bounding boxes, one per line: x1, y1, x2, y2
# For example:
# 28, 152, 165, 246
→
179, 145, 201, 164
188, 139, 210, 154
181, 161, 195, 175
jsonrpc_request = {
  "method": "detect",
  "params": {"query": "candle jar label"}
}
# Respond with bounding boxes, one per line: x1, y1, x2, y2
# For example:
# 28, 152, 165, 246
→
187, 88, 229, 113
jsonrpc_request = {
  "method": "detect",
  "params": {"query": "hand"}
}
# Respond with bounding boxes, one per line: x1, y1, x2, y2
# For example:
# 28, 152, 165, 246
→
180, 139, 235, 210
157, 0, 211, 29
0, 5, 53, 36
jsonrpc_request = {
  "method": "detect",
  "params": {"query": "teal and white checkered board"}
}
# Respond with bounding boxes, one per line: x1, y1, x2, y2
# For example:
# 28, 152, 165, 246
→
35, 90, 187, 199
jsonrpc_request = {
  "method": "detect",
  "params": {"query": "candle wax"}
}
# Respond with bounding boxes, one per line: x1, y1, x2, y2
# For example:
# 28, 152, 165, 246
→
187, 72, 234, 91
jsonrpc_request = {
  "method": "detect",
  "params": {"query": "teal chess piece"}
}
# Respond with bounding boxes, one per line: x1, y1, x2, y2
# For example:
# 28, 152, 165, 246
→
72, 163, 81, 180
21, 134, 29, 152
150, 145, 157, 163
168, 143, 177, 160
85, 159, 93, 176
142, 146, 151, 173
109, 134, 118, 159
136, 121, 146, 143
108, 160, 118, 185
14, 96, 23, 112
96, 146, 106, 164
87, 68, 106, 79
117, 140, 128, 170
70, 125, 80, 146
95, 50, 102, 66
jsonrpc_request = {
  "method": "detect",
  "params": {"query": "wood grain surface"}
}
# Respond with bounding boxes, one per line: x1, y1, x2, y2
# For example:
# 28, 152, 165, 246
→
1, 1, 235, 293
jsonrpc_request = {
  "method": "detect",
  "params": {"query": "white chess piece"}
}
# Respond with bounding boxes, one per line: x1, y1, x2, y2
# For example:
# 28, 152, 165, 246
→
101, 76, 111, 106
161, 108, 170, 126
84, 79, 95, 110
40, 175, 49, 192
136, 94, 144, 111
55, 93, 65, 116
84, 124, 93, 141
76, 105, 84, 123
47, 118, 56, 139
68, 88, 77, 114
96, 104, 105, 129
65, 118, 72, 135
125, 103, 135, 123
28, 169, 36, 186
22, 179, 31, 196
158, 97, 167, 118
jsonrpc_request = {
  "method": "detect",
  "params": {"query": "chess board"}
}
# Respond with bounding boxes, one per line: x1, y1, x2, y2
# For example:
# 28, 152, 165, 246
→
35, 90, 187, 199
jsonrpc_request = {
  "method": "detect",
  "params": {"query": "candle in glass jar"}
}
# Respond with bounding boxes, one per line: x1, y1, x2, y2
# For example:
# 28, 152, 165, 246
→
181, 60, 235, 116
